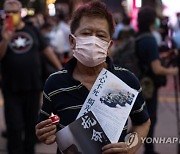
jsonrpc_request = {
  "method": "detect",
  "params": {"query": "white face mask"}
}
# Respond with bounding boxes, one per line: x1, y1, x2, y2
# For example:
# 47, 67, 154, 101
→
72, 35, 111, 67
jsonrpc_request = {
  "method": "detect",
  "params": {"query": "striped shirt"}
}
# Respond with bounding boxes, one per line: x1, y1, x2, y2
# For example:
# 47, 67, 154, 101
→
38, 57, 149, 153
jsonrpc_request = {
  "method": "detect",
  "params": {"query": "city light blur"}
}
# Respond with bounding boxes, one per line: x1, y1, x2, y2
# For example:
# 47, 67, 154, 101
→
162, 0, 180, 25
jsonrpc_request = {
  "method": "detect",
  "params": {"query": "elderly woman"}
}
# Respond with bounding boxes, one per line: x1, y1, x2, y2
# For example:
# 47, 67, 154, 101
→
35, 1, 150, 154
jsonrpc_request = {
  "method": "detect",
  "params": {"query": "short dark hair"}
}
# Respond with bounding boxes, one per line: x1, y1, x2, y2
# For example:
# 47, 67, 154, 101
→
3, 0, 22, 9
70, 1, 115, 38
137, 7, 156, 32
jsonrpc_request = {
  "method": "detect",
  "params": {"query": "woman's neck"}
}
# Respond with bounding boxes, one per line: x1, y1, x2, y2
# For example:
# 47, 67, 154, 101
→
73, 61, 108, 90
75, 61, 108, 77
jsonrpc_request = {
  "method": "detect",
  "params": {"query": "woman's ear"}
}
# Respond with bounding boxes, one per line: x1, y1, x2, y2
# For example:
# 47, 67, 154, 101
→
107, 40, 113, 55
69, 34, 76, 50
109, 40, 113, 48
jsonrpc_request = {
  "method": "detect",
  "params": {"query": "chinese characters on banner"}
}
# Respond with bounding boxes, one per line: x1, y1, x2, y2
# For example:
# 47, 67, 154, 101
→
83, 70, 108, 114
56, 111, 110, 154
77, 68, 139, 143
81, 115, 103, 142
56, 68, 139, 153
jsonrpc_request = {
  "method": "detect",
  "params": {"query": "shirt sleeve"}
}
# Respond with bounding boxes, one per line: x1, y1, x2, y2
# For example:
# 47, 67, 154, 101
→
113, 67, 150, 125
130, 89, 149, 125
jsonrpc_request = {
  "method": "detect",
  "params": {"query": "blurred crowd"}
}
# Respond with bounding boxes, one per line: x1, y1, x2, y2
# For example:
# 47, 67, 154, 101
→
1, 2, 180, 74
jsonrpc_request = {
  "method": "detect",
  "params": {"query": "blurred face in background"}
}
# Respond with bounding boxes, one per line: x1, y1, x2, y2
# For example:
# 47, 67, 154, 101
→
4, 2, 21, 28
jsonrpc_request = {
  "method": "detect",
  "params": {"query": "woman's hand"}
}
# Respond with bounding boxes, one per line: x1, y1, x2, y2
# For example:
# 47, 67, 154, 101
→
35, 119, 57, 145
102, 142, 131, 154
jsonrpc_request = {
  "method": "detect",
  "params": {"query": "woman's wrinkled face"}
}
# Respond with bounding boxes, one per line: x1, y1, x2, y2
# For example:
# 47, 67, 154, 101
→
74, 16, 111, 42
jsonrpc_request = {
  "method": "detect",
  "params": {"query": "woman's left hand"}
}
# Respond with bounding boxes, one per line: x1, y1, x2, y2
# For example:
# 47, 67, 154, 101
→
102, 142, 130, 154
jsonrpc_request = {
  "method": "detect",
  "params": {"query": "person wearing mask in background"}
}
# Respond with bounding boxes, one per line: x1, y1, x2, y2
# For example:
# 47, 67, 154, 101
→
40, 22, 59, 83
35, 1, 150, 154
0, 0, 62, 154
136, 7, 178, 154
152, 17, 162, 48
56, 11, 72, 66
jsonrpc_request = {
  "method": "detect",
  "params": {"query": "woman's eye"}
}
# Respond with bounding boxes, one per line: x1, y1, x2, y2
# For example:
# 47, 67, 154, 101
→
97, 35, 108, 41
98, 35, 105, 38
82, 32, 91, 36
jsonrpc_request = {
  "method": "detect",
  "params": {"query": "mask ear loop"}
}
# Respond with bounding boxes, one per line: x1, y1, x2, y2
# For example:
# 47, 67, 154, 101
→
107, 40, 112, 50
108, 40, 112, 46
106, 40, 113, 55
70, 34, 76, 39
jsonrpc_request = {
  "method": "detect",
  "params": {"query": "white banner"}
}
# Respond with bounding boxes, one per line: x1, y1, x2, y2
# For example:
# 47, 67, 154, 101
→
77, 68, 139, 143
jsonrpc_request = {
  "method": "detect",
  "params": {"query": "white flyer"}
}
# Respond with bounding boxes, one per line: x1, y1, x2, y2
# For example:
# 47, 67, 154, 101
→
77, 68, 139, 143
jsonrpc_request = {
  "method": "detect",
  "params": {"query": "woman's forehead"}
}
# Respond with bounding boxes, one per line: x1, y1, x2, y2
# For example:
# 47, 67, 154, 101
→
77, 16, 109, 33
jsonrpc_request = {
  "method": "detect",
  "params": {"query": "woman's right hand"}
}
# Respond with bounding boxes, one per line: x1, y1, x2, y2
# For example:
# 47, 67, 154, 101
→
35, 119, 57, 145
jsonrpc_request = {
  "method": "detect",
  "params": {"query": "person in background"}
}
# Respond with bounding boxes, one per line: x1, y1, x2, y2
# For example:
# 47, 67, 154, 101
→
172, 13, 180, 51
113, 15, 135, 40
136, 7, 178, 154
172, 30, 180, 50
173, 12, 180, 33
55, 11, 72, 66
0, 0, 62, 154
40, 22, 60, 83
24, 12, 45, 30
40, 22, 54, 44
159, 16, 173, 52
159, 16, 169, 42
35, 1, 150, 154
152, 17, 162, 48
